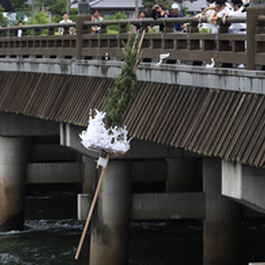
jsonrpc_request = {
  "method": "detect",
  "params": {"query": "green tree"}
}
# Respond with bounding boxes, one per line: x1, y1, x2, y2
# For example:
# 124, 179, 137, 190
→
0, 5, 8, 27
9, 0, 28, 11
142, 0, 171, 15
105, 11, 129, 33
35, 0, 67, 17
28, 9, 48, 35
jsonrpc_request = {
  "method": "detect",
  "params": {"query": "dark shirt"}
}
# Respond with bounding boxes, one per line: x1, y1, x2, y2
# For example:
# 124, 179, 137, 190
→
152, 10, 170, 32
134, 21, 150, 33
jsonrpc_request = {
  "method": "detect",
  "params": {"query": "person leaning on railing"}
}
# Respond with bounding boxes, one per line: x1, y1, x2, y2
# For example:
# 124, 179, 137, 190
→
134, 11, 150, 33
222, 0, 248, 59
222, 0, 246, 33
196, 0, 217, 33
152, 3, 170, 32
58, 12, 75, 35
201, 0, 233, 26
170, 3, 188, 32
91, 9, 103, 34
15, 20, 23, 37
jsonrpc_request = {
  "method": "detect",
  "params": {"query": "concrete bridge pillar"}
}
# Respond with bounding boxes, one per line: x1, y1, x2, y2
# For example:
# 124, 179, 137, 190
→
203, 158, 242, 265
0, 136, 30, 231
89, 159, 132, 265
82, 155, 96, 194
166, 158, 198, 192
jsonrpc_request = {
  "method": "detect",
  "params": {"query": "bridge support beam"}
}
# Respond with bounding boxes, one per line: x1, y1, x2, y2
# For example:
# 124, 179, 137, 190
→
82, 155, 96, 193
203, 158, 242, 265
166, 158, 198, 192
90, 160, 132, 265
0, 136, 30, 231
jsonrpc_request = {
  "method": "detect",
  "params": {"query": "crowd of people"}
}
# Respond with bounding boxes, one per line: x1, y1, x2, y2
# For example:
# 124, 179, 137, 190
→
14, 1, 249, 37
197, 0, 248, 34
150, 0, 249, 34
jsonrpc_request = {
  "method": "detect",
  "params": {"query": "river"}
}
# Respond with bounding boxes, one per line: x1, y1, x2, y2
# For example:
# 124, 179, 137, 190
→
0, 189, 265, 265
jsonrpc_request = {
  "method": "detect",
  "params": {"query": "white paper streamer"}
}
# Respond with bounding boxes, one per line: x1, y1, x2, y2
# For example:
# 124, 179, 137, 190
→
79, 109, 132, 154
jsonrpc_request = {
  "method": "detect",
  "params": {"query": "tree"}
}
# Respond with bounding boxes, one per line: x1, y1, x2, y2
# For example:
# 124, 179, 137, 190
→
9, 0, 28, 11
35, 0, 68, 17
142, 0, 172, 15
28, 9, 48, 35
0, 5, 8, 27
105, 11, 129, 33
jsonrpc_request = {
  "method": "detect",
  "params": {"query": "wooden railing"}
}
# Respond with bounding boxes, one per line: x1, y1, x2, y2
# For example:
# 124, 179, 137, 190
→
0, 7, 264, 70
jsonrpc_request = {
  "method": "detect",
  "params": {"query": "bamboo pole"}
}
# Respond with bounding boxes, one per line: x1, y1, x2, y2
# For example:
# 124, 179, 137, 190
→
135, 29, 146, 73
74, 153, 110, 260
137, 29, 145, 59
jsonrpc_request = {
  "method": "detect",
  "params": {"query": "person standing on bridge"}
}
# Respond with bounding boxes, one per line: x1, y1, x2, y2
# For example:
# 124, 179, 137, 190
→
15, 21, 23, 37
134, 11, 150, 33
58, 12, 74, 35
91, 9, 103, 34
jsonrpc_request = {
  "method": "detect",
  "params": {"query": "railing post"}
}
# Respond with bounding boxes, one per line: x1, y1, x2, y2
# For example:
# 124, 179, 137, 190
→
246, 5, 265, 70
164, 20, 173, 33
76, 15, 91, 60
119, 22, 127, 34
189, 19, 199, 33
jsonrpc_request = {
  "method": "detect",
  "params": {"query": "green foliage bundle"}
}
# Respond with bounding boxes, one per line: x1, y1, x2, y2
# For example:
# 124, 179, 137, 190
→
104, 32, 142, 129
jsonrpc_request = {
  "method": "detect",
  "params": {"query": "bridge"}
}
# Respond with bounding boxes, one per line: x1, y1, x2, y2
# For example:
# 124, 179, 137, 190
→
0, 4, 265, 265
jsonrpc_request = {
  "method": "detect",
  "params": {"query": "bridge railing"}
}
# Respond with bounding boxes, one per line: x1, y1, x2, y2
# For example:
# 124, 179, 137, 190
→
0, 8, 264, 70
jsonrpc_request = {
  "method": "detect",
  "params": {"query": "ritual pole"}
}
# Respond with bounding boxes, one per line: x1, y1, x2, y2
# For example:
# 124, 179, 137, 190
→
75, 153, 110, 260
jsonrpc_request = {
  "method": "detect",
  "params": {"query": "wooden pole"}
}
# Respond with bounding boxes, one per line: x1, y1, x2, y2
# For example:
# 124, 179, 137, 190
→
135, 29, 146, 73
137, 29, 145, 59
75, 153, 110, 260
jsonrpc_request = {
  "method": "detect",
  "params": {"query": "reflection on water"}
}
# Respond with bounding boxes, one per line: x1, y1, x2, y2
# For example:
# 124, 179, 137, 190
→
0, 192, 264, 265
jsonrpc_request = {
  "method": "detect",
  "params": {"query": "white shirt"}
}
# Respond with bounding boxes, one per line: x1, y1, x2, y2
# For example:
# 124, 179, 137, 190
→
217, 5, 233, 19
228, 10, 246, 34
59, 19, 73, 34
17, 29, 22, 37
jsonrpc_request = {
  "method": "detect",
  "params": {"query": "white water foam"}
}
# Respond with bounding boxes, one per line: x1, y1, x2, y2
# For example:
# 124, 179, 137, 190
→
25, 218, 83, 232
131, 221, 167, 231
0, 218, 83, 236
0, 253, 32, 265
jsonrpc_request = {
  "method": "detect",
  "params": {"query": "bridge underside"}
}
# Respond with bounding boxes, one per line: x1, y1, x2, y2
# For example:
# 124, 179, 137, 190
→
0, 70, 264, 168
0, 68, 265, 264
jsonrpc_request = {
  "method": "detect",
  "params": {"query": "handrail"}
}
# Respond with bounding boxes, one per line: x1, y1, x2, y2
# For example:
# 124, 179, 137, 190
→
257, 15, 265, 23
0, 16, 248, 33
0, 10, 264, 71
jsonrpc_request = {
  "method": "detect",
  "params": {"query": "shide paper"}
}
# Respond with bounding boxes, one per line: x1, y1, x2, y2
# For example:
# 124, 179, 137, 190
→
79, 109, 132, 155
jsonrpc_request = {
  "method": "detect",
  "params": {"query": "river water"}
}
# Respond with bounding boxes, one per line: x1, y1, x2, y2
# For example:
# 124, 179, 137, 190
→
0, 190, 265, 265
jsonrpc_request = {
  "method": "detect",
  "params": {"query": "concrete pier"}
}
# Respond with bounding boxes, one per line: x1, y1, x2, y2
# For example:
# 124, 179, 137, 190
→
203, 158, 242, 265
82, 155, 96, 194
0, 136, 30, 231
89, 160, 132, 265
166, 158, 198, 192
